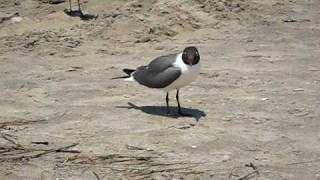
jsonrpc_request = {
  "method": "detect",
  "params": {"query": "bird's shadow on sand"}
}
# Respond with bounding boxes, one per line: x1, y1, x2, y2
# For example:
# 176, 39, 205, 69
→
117, 102, 206, 121
64, 9, 98, 21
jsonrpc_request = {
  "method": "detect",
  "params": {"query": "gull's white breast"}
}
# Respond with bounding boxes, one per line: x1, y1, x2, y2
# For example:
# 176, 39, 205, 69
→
162, 53, 200, 92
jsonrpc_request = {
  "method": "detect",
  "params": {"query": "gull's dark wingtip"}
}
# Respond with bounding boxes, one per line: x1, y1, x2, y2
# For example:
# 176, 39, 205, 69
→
111, 76, 129, 80
111, 68, 135, 80
123, 69, 135, 76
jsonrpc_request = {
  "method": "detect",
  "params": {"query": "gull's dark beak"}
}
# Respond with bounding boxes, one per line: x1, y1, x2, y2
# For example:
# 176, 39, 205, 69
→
188, 55, 194, 65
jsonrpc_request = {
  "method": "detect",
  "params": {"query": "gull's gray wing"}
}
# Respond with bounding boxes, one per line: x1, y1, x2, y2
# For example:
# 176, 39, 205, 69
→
133, 54, 181, 88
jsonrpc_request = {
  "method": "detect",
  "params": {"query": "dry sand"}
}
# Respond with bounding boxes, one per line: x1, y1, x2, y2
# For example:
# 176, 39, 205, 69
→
0, 0, 320, 179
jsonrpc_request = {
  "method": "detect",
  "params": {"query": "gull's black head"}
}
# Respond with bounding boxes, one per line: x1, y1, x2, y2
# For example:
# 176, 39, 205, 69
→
182, 46, 200, 66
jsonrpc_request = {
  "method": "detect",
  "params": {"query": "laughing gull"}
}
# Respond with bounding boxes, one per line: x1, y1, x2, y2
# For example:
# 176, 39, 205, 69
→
114, 46, 201, 116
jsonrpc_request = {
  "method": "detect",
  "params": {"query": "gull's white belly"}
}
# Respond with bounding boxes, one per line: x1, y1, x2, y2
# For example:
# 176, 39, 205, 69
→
162, 63, 200, 92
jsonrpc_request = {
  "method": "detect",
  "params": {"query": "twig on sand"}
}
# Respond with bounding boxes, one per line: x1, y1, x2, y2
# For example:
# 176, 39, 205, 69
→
0, 143, 80, 161
1, 133, 22, 147
92, 171, 101, 180
245, 162, 259, 174
60, 153, 205, 178
28, 143, 79, 158
236, 170, 259, 180
0, 111, 67, 128
230, 162, 260, 180
287, 159, 320, 166
0, 119, 46, 128
125, 144, 153, 151
236, 162, 259, 180
31, 141, 49, 145
168, 123, 195, 130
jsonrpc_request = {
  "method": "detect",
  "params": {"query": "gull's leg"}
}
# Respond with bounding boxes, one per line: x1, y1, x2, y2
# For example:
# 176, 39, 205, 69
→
77, 0, 81, 12
166, 92, 170, 115
176, 89, 182, 114
69, 0, 72, 11
176, 89, 192, 117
